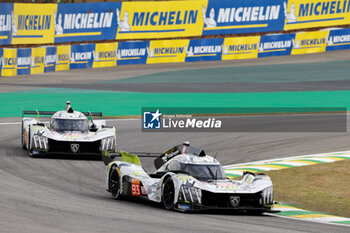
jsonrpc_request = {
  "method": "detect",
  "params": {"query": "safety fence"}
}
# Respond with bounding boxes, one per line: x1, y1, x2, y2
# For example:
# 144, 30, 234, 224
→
1, 27, 350, 76
2, 0, 350, 45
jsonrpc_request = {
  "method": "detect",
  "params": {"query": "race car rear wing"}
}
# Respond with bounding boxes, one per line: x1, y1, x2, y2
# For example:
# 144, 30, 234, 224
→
102, 150, 161, 166
22, 110, 103, 118
102, 142, 204, 168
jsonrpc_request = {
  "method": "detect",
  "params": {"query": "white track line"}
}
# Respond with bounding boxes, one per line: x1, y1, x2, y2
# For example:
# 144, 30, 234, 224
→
0, 118, 139, 126
264, 213, 350, 228
0, 122, 22, 125
223, 150, 350, 168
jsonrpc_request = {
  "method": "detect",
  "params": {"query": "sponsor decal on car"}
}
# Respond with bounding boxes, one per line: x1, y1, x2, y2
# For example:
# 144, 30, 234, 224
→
178, 204, 191, 210
24, 131, 28, 145
131, 179, 141, 196
53, 132, 84, 139
141, 185, 147, 195
216, 182, 239, 190
32, 150, 39, 155
175, 174, 191, 182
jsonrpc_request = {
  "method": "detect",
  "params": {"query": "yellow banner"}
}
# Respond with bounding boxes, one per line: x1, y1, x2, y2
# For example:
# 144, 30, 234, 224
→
12, 3, 56, 45
116, 1, 205, 40
31, 47, 46, 74
291, 30, 329, 55
1, 49, 17, 76
284, 0, 350, 30
56, 45, 70, 71
93, 42, 117, 68
146, 39, 189, 64
222, 36, 260, 60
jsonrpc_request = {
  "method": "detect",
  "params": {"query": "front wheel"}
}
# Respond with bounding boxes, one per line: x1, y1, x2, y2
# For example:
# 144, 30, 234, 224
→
109, 165, 121, 199
162, 178, 175, 210
27, 127, 38, 158
21, 127, 26, 149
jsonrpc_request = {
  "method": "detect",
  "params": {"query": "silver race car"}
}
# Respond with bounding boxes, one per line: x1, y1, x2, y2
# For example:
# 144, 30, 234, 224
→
102, 142, 274, 212
22, 101, 116, 157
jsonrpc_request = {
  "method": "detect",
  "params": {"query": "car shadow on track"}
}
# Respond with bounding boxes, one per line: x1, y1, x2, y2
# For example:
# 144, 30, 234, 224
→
186, 209, 275, 216
98, 195, 273, 216
33, 154, 102, 161
16, 146, 102, 161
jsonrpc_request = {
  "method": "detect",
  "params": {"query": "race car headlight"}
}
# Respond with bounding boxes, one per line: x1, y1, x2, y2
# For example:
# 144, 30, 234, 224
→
32, 135, 48, 150
180, 185, 202, 204
261, 186, 273, 205
100, 136, 116, 151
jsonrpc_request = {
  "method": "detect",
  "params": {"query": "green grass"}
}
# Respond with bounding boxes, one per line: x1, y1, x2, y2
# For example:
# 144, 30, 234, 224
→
265, 160, 350, 218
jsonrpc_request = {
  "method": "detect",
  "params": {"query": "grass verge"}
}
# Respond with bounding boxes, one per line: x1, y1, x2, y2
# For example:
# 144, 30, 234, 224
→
264, 160, 350, 217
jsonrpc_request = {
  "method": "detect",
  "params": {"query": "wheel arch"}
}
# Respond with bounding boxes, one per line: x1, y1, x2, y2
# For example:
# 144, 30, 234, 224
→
160, 173, 184, 207
106, 162, 120, 192
107, 163, 123, 199
161, 174, 177, 210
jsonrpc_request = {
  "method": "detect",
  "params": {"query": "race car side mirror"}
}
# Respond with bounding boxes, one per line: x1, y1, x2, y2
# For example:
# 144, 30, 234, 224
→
102, 150, 113, 166
90, 123, 98, 132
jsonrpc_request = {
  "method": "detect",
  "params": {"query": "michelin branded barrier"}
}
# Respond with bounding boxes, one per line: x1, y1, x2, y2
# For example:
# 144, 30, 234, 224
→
1, 27, 350, 76
2, 1, 350, 45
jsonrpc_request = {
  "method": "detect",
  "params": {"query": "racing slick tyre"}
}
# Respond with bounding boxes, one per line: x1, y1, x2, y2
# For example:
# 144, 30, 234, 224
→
109, 165, 121, 200
162, 177, 175, 210
27, 127, 39, 158
21, 123, 26, 149
27, 128, 36, 158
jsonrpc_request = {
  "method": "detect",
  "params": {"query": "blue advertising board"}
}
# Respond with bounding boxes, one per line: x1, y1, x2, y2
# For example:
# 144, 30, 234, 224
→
0, 3, 13, 45
54, 2, 121, 43
116, 41, 149, 65
44, 46, 57, 73
326, 28, 350, 51
0, 48, 3, 74
70, 44, 95, 69
17, 48, 31, 75
202, 0, 284, 35
185, 38, 223, 62
258, 33, 295, 57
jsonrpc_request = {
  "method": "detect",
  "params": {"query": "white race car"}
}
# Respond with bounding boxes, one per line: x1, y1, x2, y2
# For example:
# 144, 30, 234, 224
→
103, 142, 274, 212
21, 101, 116, 157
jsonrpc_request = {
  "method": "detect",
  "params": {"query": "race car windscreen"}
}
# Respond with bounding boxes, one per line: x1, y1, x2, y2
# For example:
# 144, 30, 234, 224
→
52, 119, 88, 132
183, 164, 226, 180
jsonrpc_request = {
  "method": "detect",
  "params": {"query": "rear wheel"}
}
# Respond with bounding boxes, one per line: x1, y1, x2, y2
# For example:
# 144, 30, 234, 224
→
21, 124, 26, 149
162, 178, 175, 210
109, 165, 121, 199
27, 127, 38, 158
